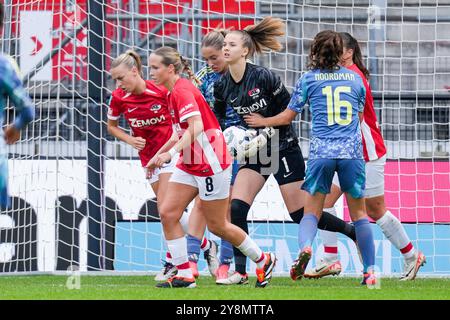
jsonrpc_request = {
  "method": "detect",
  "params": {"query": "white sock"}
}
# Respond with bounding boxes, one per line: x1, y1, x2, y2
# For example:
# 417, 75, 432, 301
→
179, 209, 190, 234
376, 210, 416, 260
177, 268, 193, 278
161, 232, 172, 263
237, 235, 265, 268
166, 237, 193, 278
321, 207, 339, 262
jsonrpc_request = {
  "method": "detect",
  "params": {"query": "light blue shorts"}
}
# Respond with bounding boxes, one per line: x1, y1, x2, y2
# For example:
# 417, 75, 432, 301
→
301, 158, 366, 199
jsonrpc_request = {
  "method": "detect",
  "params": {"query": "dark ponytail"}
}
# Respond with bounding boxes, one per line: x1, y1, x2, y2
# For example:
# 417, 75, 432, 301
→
339, 32, 370, 80
180, 56, 201, 86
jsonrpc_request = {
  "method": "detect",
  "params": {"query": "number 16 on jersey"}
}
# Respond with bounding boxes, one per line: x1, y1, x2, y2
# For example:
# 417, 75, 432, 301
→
322, 85, 352, 126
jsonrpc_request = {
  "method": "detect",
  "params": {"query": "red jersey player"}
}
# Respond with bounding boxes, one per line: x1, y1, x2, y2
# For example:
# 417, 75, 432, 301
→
107, 50, 180, 195
107, 50, 193, 274
305, 33, 426, 281
147, 46, 276, 289
108, 50, 221, 283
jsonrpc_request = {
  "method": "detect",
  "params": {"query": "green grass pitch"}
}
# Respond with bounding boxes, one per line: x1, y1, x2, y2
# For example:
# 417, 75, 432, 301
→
0, 275, 449, 300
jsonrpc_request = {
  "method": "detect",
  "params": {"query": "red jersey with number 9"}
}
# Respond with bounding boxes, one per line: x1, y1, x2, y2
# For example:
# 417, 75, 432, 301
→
168, 78, 231, 177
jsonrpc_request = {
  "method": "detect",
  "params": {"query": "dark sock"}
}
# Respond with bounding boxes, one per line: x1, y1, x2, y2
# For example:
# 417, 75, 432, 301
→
290, 208, 356, 241
230, 199, 251, 275
289, 208, 304, 224
318, 211, 356, 241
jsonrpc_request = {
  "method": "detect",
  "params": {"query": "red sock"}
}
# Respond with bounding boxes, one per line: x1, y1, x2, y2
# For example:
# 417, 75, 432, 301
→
200, 237, 210, 250
177, 262, 190, 270
400, 242, 413, 254
256, 253, 265, 264
324, 246, 338, 254
323, 246, 338, 262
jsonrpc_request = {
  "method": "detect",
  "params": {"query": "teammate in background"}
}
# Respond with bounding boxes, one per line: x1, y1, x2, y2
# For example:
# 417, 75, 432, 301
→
147, 46, 276, 288
0, 3, 35, 208
304, 32, 425, 281
245, 30, 377, 285
184, 29, 241, 282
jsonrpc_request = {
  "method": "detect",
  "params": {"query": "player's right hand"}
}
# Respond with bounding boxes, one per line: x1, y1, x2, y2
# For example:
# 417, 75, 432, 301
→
146, 156, 157, 170
4, 125, 21, 145
131, 136, 146, 151
243, 113, 267, 128
145, 167, 155, 180
241, 127, 275, 158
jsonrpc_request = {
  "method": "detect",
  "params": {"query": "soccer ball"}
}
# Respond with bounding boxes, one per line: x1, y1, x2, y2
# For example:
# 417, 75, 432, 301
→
223, 126, 253, 160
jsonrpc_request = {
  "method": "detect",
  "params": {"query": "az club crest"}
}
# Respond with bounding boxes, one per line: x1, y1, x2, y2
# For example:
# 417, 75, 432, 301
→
151, 104, 162, 112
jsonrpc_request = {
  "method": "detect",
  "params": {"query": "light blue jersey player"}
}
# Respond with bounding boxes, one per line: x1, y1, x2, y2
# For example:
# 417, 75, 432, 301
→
0, 54, 35, 208
290, 67, 366, 197
243, 30, 376, 286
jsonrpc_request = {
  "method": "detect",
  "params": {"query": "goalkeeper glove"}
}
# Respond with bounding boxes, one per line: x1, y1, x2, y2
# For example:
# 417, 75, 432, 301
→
242, 127, 275, 158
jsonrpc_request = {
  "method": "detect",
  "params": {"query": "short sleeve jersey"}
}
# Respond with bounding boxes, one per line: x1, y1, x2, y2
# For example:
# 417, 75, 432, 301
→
346, 64, 387, 162
169, 78, 231, 177
108, 80, 173, 166
195, 64, 242, 128
213, 63, 298, 153
288, 67, 366, 159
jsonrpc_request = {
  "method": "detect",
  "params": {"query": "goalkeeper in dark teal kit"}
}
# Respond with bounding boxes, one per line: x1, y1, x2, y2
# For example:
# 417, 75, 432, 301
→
0, 3, 35, 208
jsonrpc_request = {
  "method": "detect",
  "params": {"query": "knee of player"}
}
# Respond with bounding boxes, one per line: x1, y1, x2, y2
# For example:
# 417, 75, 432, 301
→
206, 220, 227, 237
365, 198, 387, 221
158, 206, 179, 225
192, 198, 204, 211
349, 209, 367, 222
323, 196, 338, 208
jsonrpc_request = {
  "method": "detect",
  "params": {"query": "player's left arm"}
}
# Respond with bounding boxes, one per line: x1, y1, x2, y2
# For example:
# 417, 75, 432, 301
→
151, 116, 203, 168
244, 72, 306, 128
241, 70, 299, 157
172, 115, 203, 153
156, 129, 179, 155
244, 109, 297, 127
145, 129, 179, 174
2, 58, 35, 144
